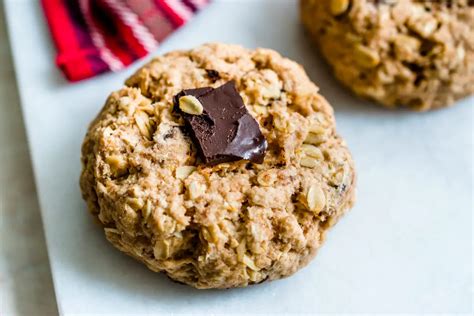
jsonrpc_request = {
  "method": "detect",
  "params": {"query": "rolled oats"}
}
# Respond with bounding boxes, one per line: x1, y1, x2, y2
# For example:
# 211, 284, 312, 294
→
134, 111, 154, 139
236, 239, 246, 262
126, 197, 144, 211
154, 239, 170, 260
301, 144, 324, 160
176, 166, 196, 179
304, 132, 324, 145
142, 199, 153, 219
242, 254, 259, 271
118, 96, 135, 115
300, 156, 318, 168
187, 181, 205, 200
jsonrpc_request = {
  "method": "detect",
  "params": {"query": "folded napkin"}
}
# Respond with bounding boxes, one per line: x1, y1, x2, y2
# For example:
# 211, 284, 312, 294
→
41, 0, 209, 82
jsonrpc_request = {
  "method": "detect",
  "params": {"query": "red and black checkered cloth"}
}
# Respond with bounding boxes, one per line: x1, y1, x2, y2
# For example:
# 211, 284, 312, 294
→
41, 0, 210, 82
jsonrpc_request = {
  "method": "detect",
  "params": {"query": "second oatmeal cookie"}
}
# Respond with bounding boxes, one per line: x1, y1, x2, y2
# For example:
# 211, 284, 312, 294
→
301, 0, 474, 110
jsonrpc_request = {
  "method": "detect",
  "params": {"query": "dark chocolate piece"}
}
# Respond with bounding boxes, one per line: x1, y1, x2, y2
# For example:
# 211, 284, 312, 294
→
174, 81, 267, 165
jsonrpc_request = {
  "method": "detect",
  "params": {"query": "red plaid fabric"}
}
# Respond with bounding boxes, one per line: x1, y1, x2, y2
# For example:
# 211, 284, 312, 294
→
41, 0, 210, 82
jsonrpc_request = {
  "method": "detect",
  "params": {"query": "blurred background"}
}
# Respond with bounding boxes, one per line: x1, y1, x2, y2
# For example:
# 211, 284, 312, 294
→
0, 1, 58, 314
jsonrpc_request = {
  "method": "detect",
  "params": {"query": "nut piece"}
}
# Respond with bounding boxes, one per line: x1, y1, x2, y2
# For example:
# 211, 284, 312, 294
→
176, 166, 196, 179
306, 183, 326, 213
354, 44, 380, 68
179, 95, 204, 115
330, 0, 350, 16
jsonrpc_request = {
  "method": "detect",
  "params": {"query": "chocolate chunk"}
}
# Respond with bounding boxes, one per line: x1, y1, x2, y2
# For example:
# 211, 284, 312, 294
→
173, 81, 267, 165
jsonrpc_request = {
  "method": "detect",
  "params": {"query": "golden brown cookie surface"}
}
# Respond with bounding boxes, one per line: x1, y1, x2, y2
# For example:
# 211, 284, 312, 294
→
80, 43, 356, 289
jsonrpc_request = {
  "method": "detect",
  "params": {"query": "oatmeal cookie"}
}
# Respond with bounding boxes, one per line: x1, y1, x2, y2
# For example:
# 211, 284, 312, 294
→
301, 0, 474, 110
80, 43, 356, 289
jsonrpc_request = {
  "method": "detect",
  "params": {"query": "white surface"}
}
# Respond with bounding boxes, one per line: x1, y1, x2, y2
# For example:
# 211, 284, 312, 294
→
5, 0, 473, 314
0, 3, 57, 313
